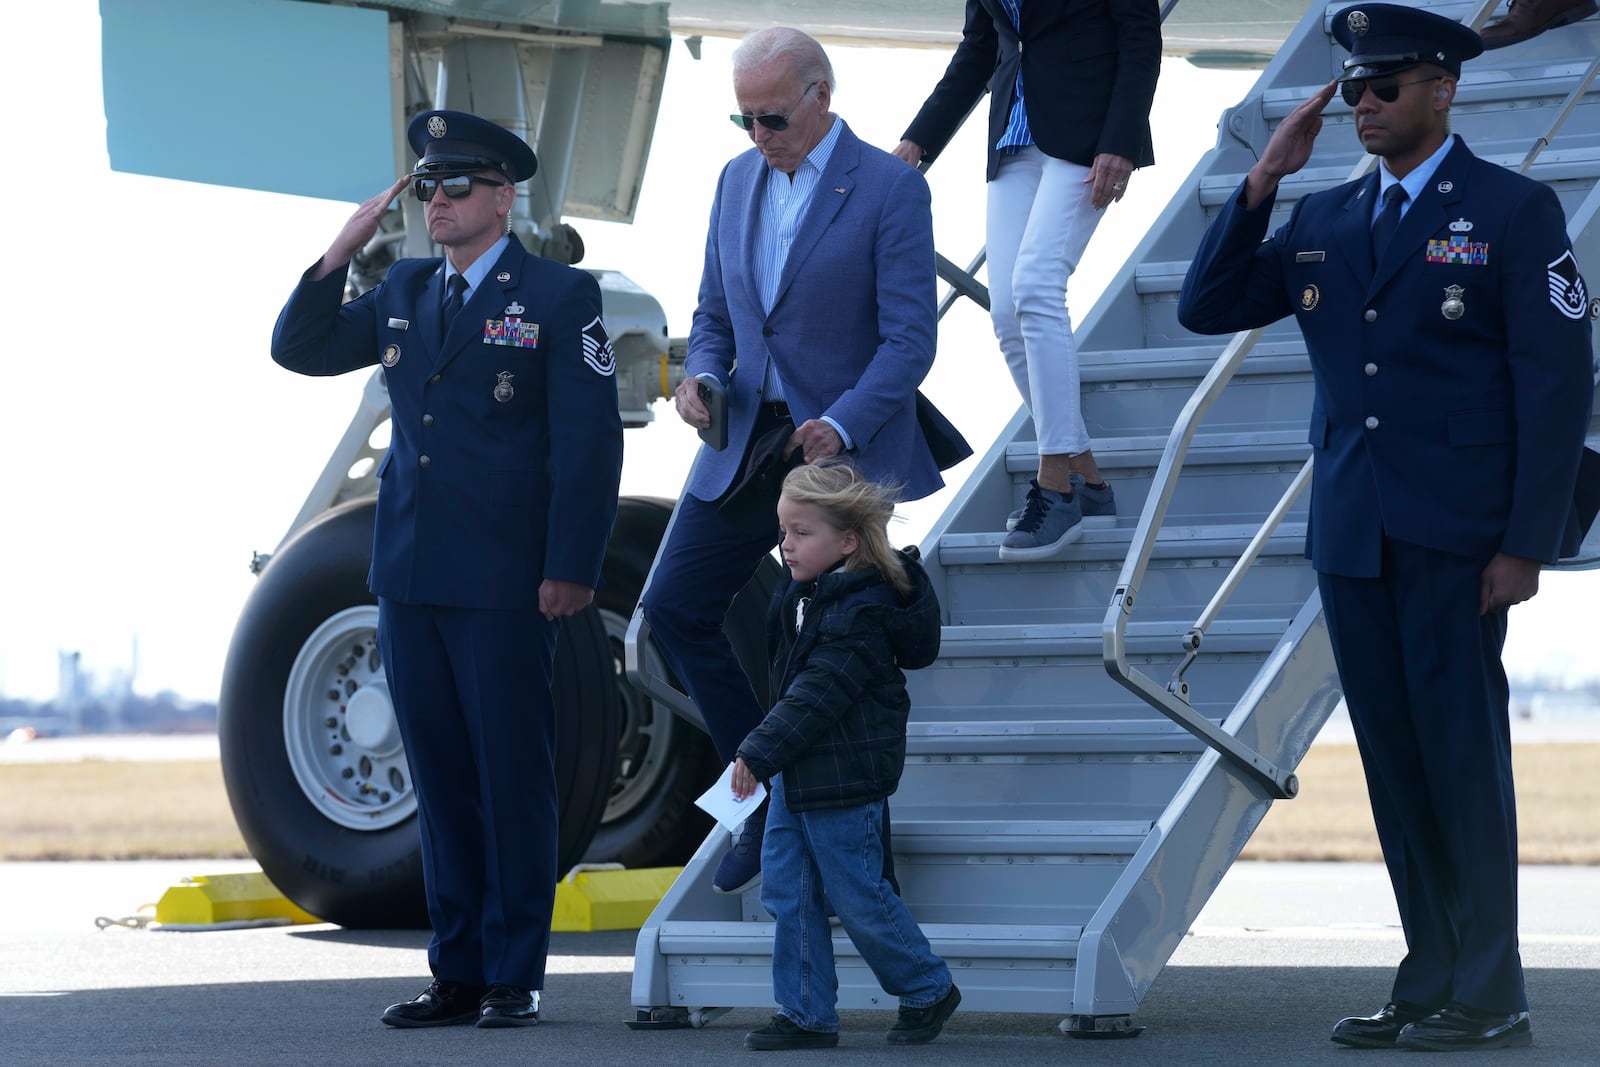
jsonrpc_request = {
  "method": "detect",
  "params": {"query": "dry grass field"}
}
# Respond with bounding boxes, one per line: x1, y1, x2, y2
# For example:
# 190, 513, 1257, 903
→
1, 744, 1597, 864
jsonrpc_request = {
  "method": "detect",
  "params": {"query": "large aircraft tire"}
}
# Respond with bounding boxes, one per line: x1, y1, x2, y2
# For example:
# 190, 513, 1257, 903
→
582, 496, 782, 868
218, 500, 619, 928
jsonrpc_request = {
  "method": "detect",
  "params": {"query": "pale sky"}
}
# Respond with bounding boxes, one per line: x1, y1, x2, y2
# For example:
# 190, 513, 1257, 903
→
3, 2, 1595, 702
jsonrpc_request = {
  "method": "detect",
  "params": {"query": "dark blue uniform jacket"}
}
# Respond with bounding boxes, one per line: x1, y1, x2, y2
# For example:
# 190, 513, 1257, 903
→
271, 237, 624, 608
1179, 137, 1593, 577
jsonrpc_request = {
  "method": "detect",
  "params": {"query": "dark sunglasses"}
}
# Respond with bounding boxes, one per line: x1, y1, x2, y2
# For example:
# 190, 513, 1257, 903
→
729, 81, 818, 132
1339, 74, 1442, 107
412, 174, 508, 202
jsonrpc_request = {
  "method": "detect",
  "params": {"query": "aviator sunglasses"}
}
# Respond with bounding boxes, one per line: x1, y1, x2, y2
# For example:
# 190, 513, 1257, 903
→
730, 81, 818, 132
413, 174, 509, 202
1339, 73, 1442, 107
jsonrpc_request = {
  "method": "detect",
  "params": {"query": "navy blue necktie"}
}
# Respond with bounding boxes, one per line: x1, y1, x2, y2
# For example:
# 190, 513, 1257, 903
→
440, 273, 468, 339
1371, 184, 1407, 266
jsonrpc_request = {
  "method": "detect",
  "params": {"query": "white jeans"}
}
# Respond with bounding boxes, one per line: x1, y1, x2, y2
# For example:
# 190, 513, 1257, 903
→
986, 145, 1104, 457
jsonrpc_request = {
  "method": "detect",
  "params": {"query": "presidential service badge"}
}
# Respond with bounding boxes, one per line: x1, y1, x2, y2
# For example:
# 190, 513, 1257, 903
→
383, 344, 401, 367
582, 315, 616, 377
1300, 284, 1320, 312
1547, 250, 1588, 320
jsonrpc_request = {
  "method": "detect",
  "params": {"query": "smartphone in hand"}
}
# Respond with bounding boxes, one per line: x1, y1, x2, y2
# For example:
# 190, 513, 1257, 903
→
697, 377, 728, 451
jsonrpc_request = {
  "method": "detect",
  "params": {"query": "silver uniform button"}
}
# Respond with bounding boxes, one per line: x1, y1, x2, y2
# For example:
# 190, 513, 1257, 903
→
419, 454, 432, 467
1365, 416, 1379, 430
422, 413, 434, 426
1364, 309, 1378, 322
1365, 363, 1378, 376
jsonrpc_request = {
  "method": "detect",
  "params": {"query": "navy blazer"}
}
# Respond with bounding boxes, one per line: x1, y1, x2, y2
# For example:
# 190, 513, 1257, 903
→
902, 0, 1161, 179
685, 120, 944, 504
1179, 137, 1593, 577
272, 237, 624, 608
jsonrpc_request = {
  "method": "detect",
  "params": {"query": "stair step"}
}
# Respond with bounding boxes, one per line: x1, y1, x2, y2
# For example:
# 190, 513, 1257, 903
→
652, 920, 1086, 1011
1077, 340, 1306, 376
656, 920, 1085, 961
906, 718, 1211, 754
892, 818, 1153, 856
936, 521, 1308, 566
1072, 342, 1316, 436
1006, 429, 1308, 470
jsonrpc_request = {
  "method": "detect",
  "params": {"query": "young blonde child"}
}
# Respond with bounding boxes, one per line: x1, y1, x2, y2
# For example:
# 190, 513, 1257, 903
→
730, 460, 959, 1050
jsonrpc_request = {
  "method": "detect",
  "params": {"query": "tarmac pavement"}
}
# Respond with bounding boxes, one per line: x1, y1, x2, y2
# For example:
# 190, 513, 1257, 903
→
2, 860, 1597, 1066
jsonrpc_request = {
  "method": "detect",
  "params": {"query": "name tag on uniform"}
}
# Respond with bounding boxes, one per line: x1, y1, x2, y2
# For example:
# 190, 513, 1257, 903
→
1295, 251, 1325, 263
387, 317, 410, 330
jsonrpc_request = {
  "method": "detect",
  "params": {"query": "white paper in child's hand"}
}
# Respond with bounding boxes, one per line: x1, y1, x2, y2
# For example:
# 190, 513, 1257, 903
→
694, 762, 767, 834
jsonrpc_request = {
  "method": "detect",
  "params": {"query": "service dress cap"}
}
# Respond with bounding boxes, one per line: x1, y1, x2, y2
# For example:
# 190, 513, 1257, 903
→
1332, 4, 1484, 81
407, 109, 538, 182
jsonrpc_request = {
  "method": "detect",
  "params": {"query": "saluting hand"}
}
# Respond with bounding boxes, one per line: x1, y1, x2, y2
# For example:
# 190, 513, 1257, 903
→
314, 174, 412, 280
539, 579, 595, 621
1246, 80, 1338, 209
786, 419, 844, 464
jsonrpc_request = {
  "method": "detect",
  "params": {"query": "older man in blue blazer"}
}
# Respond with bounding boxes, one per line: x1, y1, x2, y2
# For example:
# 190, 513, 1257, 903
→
642, 26, 946, 896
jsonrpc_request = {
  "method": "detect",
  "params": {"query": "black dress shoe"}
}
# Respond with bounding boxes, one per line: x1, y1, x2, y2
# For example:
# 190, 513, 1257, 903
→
1396, 1004, 1533, 1051
1329, 1001, 1433, 1048
477, 984, 540, 1028
380, 978, 487, 1028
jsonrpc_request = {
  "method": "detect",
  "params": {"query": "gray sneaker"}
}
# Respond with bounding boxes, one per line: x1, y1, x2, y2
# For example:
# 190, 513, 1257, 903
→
999, 480, 1083, 561
1007, 473, 1116, 530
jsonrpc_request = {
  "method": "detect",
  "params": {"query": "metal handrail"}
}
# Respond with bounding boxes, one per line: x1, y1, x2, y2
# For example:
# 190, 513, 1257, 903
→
1101, 0, 1584, 799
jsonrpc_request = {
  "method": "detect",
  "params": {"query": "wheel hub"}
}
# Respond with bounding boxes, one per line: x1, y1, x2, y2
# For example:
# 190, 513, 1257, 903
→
344, 680, 401, 754
282, 606, 417, 831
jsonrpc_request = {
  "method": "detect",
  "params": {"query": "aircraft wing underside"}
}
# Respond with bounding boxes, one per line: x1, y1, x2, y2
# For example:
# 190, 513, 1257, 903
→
373, 0, 1299, 55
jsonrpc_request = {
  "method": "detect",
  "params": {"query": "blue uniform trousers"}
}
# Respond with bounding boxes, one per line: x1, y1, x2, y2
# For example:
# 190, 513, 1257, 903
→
377, 598, 559, 990
1317, 538, 1525, 1014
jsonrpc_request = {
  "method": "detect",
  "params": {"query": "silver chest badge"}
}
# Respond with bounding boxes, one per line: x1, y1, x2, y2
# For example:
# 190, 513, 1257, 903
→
494, 371, 516, 402
1442, 285, 1466, 320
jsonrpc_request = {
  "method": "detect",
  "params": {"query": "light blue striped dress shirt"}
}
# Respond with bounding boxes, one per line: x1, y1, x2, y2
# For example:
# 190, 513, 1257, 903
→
995, 0, 1033, 152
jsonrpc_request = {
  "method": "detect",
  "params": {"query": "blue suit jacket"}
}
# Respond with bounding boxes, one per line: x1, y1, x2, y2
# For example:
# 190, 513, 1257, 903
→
271, 237, 624, 608
684, 120, 944, 504
1179, 137, 1592, 577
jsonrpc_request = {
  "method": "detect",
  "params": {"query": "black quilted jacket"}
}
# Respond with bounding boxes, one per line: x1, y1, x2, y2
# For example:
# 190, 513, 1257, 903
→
736, 548, 941, 811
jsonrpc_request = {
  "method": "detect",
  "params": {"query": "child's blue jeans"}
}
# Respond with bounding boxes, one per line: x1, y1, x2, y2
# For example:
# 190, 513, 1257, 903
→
760, 773, 952, 1032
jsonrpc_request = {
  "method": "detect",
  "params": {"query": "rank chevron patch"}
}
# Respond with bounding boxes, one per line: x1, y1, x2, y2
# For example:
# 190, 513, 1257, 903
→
581, 315, 616, 376
1547, 250, 1588, 321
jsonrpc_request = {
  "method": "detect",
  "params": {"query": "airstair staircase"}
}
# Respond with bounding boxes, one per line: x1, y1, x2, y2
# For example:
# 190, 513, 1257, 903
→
629, 0, 1600, 1034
